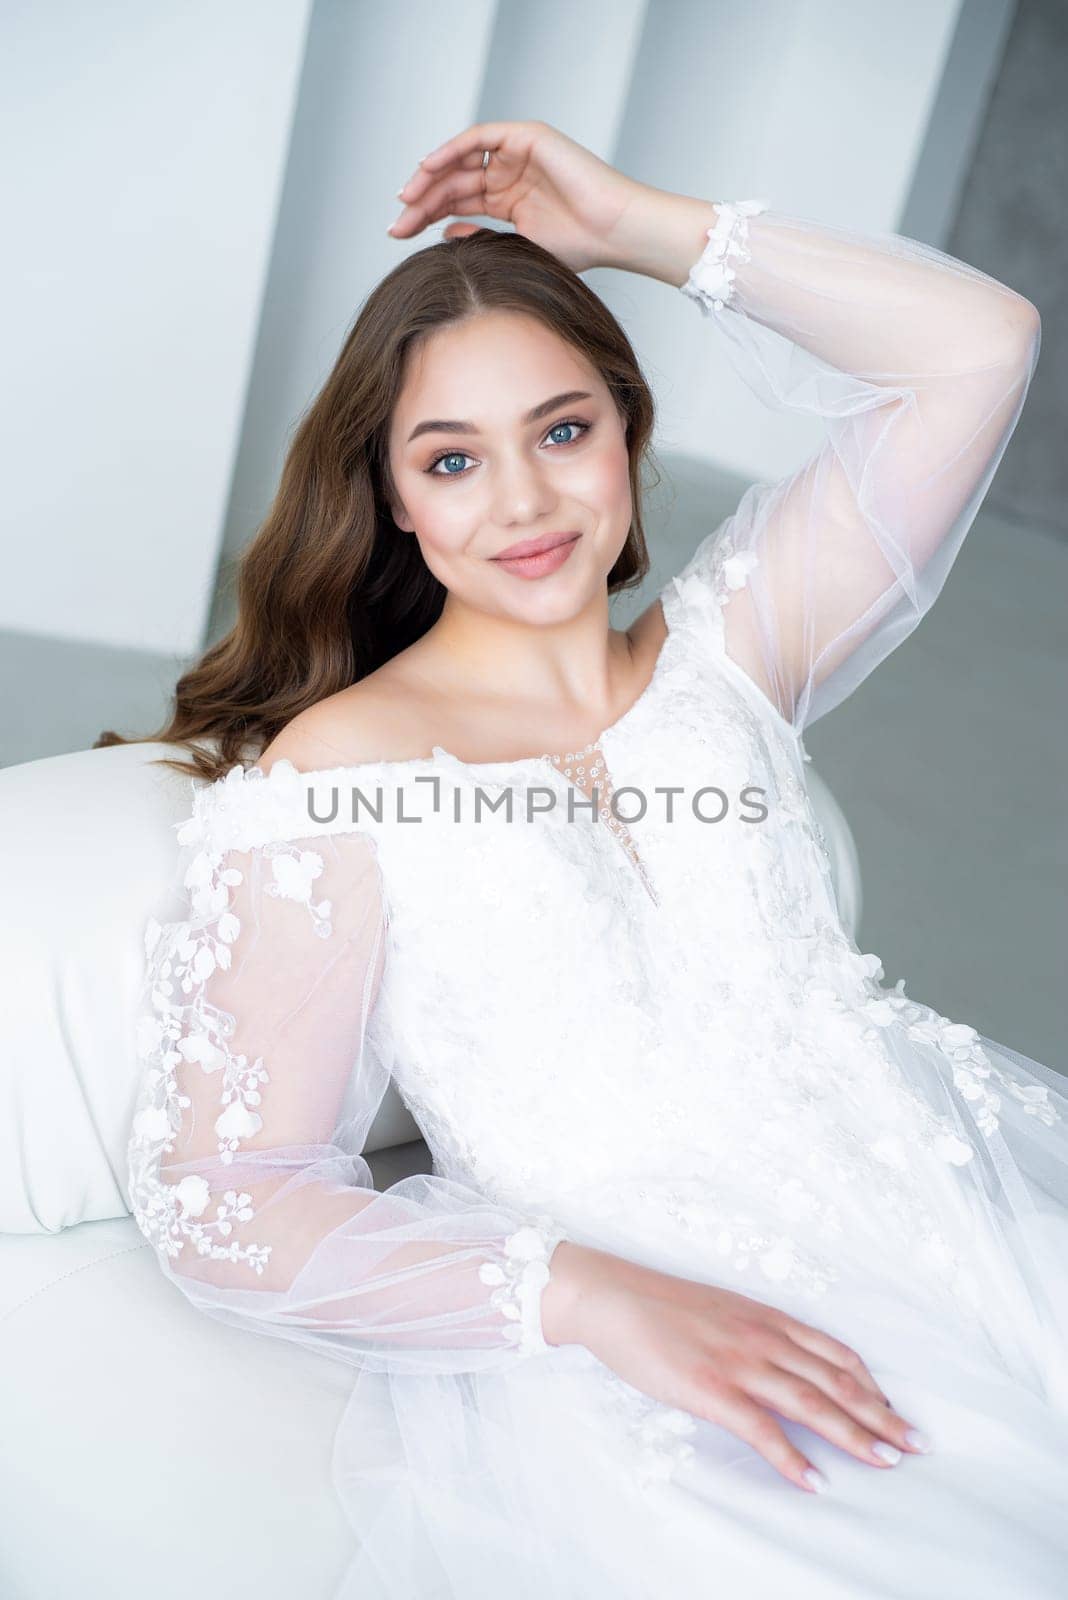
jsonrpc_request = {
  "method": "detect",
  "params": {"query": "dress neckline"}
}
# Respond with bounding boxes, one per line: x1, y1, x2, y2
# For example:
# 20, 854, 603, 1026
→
239, 574, 682, 794
234, 575, 683, 798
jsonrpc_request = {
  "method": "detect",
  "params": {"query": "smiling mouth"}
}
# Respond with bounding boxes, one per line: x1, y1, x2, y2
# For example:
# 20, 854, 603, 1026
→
491, 531, 581, 562
489, 534, 582, 578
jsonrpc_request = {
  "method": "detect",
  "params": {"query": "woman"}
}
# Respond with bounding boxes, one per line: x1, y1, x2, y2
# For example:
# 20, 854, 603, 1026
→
119, 121, 1066, 1596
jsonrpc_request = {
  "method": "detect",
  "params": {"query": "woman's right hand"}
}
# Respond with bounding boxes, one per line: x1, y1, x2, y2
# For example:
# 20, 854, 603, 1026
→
541, 1242, 930, 1494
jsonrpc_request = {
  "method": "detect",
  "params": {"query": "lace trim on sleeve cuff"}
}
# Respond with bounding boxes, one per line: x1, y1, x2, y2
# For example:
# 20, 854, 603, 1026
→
478, 1216, 568, 1358
680, 198, 769, 314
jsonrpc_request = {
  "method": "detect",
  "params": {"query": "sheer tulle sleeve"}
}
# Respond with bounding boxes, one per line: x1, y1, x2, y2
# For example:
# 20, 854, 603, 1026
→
125, 762, 569, 1376
675, 199, 1041, 734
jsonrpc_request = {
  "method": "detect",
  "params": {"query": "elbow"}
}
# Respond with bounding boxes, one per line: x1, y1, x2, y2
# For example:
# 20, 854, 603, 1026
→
949, 293, 1040, 376
978, 294, 1041, 380
1003, 295, 1041, 365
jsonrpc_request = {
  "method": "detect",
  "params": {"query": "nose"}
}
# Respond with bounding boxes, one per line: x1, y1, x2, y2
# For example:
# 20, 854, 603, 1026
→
491, 446, 559, 527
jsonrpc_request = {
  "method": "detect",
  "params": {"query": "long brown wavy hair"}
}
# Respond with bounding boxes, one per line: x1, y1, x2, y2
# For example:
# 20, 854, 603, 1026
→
95, 227, 660, 783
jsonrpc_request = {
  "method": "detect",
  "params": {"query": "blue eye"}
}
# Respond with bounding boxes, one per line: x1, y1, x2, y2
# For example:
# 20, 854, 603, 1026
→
424, 417, 591, 478
545, 420, 583, 446
429, 451, 471, 477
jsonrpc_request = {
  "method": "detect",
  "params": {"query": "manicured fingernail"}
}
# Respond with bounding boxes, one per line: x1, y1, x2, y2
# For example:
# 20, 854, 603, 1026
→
872, 1442, 902, 1465
905, 1428, 933, 1453
395, 187, 406, 199
802, 1467, 829, 1493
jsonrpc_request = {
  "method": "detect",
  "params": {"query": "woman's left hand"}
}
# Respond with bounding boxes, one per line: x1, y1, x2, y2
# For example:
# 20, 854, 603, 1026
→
389, 119, 650, 273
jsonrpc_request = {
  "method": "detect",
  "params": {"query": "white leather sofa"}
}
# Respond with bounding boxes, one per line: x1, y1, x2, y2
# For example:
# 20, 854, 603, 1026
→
0, 739, 861, 1599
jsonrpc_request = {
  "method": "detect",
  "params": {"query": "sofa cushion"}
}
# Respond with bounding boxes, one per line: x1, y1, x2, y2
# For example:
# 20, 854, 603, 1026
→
0, 1215, 352, 1598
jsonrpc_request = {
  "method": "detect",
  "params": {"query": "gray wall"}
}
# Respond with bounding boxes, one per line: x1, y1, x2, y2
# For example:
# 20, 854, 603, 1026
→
944, 0, 1068, 544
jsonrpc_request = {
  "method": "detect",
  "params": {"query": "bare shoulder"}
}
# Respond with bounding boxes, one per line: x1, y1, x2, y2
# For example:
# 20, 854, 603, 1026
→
258, 662, 437, 776
257, 595, 669, 777
629, 591, 668, 653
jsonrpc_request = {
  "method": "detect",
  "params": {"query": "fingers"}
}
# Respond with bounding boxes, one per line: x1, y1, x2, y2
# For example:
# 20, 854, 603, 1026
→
392, 120, 536, 238
766, 1315, 892, 1406
398, 147, 492, 204
416, 119, 530, 175
742, 1359, 921, 1471
695, 1376, 826, 1494
775, 1343, 930, 1456
389, 174, 490, 238
781, 1332, 891, 1409
780, 1335, 933, 1457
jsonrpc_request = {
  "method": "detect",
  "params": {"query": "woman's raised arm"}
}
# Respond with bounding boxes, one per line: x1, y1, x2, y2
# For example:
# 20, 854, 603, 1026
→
667, 197, 1040, 733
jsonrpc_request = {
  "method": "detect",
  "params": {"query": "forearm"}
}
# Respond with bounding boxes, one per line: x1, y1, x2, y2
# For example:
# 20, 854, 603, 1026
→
540, 1238, 649, 1349
607, 187, 1038, 374
141, 1149, 568, 1364
604, 185, 719, 289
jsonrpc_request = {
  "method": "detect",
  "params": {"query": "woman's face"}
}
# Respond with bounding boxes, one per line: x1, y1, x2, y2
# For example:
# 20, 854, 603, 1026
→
387, 310, 633, 625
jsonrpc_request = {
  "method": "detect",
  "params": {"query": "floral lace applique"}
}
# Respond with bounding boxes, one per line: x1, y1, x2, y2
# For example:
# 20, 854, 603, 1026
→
680, 198, 771, 315
671, 531, 760, 624
634, 1180, 840, 1301
595, 1372, 698, 1493
859, 978, 1061, 1137
478, 1219, 568, 1357
129, 836, 337, 1274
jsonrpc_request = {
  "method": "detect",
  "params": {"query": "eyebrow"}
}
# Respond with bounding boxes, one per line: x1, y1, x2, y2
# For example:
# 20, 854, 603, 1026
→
406, 390, 595, 445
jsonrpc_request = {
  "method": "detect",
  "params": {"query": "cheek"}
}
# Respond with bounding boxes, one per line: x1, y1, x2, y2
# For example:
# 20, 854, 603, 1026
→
404, 480, 474, 561
574, 435, 632, 521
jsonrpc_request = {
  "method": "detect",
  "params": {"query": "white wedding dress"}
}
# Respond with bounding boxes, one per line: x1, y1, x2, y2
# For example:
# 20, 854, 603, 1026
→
127, 201, 1068, 1597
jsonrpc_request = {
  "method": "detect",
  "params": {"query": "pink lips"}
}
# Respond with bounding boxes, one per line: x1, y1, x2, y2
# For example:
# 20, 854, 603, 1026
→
490, 530, 581, 579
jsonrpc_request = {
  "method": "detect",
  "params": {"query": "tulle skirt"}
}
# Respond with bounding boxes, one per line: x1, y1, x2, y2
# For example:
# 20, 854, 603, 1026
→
329, 1025, 1068, 1599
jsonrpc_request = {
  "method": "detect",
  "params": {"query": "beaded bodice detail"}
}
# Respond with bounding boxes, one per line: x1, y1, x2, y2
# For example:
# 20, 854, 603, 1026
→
542, 740, 660, 906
